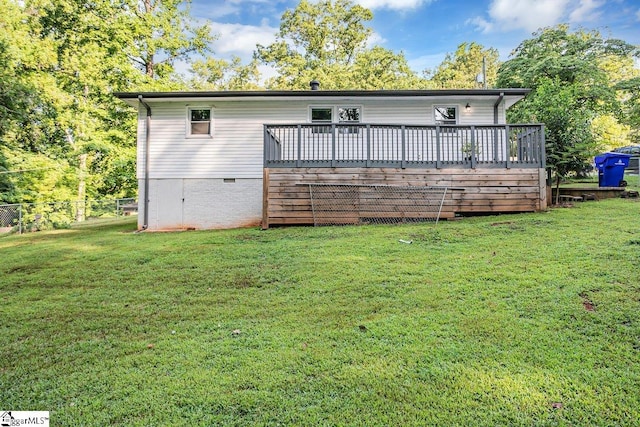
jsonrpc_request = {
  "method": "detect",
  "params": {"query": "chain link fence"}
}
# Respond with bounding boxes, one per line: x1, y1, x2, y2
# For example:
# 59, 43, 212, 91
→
0, 198, 137, 234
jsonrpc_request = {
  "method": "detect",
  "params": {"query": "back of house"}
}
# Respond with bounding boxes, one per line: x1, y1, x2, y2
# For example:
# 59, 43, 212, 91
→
115, 86, 545, 230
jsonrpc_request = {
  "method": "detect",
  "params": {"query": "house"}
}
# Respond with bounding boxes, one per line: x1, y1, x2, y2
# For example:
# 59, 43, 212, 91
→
115, 84, 546, 231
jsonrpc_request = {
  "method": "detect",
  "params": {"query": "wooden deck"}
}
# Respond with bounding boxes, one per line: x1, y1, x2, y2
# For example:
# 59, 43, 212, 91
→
262, 122, 547, 228
263, 167, 547, 228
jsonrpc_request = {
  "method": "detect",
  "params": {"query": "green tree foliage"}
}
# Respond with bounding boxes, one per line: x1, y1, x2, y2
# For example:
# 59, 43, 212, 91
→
513, 78, 597, 201
124, 0, 213, 83
0, 0, 213, 207
0, 151, 15, 203
615, 76, 640, 144
353, 46, 428, 89
427, 42, 500, 89
190, 56, 262, 90
497, 25, 639, 187
255, 0, 424, 89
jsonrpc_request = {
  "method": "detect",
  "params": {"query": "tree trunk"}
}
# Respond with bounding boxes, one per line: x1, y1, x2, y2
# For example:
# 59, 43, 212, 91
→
143, 0, 154, 78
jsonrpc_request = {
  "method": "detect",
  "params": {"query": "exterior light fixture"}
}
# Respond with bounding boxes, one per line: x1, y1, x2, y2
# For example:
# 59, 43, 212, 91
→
465, 103, 471, 112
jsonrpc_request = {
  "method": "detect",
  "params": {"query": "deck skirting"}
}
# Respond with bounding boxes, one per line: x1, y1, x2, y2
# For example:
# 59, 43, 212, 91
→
262, 167, 547, 228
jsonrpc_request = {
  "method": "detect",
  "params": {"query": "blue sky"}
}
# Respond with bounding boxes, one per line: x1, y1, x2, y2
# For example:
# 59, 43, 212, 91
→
191, 0, 640, 75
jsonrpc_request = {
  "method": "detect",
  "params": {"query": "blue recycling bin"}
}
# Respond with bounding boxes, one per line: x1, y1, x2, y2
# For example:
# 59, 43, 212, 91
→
594, 152, 632, 187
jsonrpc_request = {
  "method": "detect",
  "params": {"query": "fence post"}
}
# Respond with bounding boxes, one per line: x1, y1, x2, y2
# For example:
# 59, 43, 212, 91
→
18, 204, 22, 234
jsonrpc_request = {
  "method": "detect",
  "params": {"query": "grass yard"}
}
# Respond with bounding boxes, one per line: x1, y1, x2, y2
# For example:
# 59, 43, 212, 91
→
1, 198, 639, 426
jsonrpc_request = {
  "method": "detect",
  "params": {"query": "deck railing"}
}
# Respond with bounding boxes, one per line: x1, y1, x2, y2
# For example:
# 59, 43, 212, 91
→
264, 123, 545, 169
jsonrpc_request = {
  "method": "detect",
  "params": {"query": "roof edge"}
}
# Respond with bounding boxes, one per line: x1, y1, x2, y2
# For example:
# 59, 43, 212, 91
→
114, 88, 531, 100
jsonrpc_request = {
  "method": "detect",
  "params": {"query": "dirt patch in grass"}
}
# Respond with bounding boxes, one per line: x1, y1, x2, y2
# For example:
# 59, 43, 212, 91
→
579, 292, 596, 311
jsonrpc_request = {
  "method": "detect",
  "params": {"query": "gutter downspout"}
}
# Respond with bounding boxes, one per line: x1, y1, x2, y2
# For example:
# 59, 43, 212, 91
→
493, 92, 504, 124
138, 95, 152, 230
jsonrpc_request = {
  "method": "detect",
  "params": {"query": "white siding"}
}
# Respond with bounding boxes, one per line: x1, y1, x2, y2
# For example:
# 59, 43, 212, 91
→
137, 97, 507, 180
134, 94, 516, 230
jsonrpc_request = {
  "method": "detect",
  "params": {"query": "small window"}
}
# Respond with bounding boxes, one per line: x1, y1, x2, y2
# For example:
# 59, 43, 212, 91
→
188, 108, 212, 136
338, 107, 361, 134
311, 107, 332, 133
311, 107, 332, 122
338, 107, 360, 123
434, 106, 457, 126
434, 106, 457, 133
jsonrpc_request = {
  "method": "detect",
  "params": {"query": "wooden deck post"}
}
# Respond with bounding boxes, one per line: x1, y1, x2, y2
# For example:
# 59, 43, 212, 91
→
505, 125, 511, 169
435, 125, 442, 169
401, 125, 406, 169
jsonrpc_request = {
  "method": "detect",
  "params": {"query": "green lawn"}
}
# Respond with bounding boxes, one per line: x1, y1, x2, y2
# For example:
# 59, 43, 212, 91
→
1, 199, 639, 426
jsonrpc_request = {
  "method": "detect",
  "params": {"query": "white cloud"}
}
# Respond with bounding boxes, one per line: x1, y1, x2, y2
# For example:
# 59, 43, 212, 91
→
487, 0, 570, 32
353, 0, 433, 10
568, 0, 605, 22
468, 0, 608, 34
366, 31, 387, 48
466, 16, 493, 33
211, 22, 278, 60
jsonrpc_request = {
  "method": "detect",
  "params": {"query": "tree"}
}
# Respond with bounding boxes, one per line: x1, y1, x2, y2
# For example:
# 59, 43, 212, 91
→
512, 78, 597, 202
255, 0, 424, 89
615, 76, 640, 144
0, 0, 216, 208
189, 56, 262, 90
427, 42, 500, 89
497, 25, 639, 195
353, 47, 428, 89
122, 0, 213, 83
0, 151, 16, 204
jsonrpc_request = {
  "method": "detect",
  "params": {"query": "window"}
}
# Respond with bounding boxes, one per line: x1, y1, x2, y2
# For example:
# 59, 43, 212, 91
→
311, 107, 332, 123
338, 107, 360, 123
311, 107, 332, 133
188, 108, 212, 137
310, 106, 361, 133
338, 107, 361, 134
434, 106, 457, 126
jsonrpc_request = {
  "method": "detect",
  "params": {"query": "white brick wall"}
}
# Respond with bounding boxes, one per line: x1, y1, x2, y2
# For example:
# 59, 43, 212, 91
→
138, 178, 262, 230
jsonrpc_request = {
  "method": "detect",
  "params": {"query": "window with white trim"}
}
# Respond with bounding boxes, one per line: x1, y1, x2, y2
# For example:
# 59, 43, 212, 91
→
310, 106, 361, 133
338, 107, 360, 123
434, 106, 457, 134
311, 107, 333, 133
434, 106, 457, 126
188, 107, 212, 137
338, 107, 361, 134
